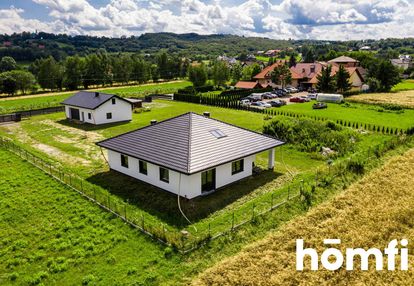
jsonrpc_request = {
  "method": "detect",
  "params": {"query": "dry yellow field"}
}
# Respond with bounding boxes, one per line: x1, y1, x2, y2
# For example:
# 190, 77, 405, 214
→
194, 148, 414, 285
348, 90, 414, 108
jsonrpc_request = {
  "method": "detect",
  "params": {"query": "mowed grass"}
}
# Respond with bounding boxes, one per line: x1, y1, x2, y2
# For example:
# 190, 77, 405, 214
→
0, 81, 191, 114
392, 79, 414, 91
348, 90, 414, 109
194, 146, 414, 285
275, 101, 414, 130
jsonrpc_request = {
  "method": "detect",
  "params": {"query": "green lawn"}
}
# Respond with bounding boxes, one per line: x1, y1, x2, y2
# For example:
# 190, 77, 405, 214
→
0, 81, 191, 114
392, 79, 414, 91
274, 101, 414, 130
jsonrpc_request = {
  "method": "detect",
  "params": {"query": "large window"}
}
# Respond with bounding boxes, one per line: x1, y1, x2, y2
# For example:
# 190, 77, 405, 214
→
121, 154, 129, 168
106, 112, 112, 119
159, 167, 169, 183
139, 160, 148, 175
231, 159, 244, 175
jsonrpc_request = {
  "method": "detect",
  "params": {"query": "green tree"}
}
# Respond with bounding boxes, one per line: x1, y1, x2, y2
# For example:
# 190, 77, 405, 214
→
231, 63, 243, 83
368, 60, 400, 91
288, 54, 297, 67
272, 64, 292, 88
303, 49, 316, 63
335, 65, 351, 93
83, 54, 104, 89
131, 56, 150, 84
0, 56, 17, 72
63, 56, 83, 90
212, 61, 230, 86
9, 70, 37, 94
316, 65, 336, 92
37, 56, 63, 90
113, 54, 133, 84
250, 64, 262, 80
0, 72, 18, 95
188, 64, 207, 87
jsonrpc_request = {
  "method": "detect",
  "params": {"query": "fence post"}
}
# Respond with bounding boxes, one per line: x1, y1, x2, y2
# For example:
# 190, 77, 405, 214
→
107, 195, 110, 209
208, 223, 211, 238
141, 215, 145, 230
231, 212, 235, 231
124, 203, 127, 219
251, 204, 255, 221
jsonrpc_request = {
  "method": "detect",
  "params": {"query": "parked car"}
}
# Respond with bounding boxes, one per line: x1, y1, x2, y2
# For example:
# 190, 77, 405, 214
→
313, 102, 328, 109
252, 101, 272, 108
299, 96, 311, 102
307, 93, 318, 100
263, 93, 277, 99
289, 97, 306, 103
287, 87, 298, 93
270, 99, 287, 107
240, 99, 251, 106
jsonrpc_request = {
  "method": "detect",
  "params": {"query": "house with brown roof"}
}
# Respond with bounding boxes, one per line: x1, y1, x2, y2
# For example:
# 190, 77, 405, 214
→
253, 60, 286, 86
235, 81, 263, 89
253, 56, 365, 91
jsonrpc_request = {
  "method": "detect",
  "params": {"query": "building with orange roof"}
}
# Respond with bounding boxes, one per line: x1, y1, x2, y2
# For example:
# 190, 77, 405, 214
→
234, 81, 263, 89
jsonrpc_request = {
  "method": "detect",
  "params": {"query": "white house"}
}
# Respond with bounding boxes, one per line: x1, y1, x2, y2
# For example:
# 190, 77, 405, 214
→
61, 91, 133, 125
97, 112, 284, 199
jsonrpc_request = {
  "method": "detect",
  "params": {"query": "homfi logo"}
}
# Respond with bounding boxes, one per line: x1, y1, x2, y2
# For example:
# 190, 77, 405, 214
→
296, 239, 409, 271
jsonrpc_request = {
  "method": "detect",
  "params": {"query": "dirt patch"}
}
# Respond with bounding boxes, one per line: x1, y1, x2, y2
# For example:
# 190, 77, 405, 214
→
348, 90, 414, 108
34, 143, 91, 166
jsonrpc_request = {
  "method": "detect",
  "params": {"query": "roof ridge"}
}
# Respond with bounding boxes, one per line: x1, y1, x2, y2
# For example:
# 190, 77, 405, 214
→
187, 113, 193, 173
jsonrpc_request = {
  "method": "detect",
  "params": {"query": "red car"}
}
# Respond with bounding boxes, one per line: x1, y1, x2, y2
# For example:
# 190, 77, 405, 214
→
289, 97, 305, 103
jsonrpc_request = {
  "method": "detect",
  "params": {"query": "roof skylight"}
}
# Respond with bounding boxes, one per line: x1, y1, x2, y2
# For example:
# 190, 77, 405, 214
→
210, 129, 227, 139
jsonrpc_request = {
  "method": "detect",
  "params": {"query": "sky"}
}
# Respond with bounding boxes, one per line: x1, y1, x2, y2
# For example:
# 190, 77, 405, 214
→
0, 0, 413, 40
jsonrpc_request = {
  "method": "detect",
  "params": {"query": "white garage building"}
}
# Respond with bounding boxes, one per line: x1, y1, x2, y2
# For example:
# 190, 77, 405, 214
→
61, 91, 133, 125
97, 112, 284, 199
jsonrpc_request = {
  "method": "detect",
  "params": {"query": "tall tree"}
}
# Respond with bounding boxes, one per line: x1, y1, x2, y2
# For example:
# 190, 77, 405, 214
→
335, 65, 351, 93
37, 56, 63, 90
0, 56, 17, 72
0, 72, 17, 95
9, 70, 36, 94
83, 54, 104, 89
272, 64, 292, 88
231, 63, 243, 83
113, 54, 133, 84
250, 64, 262, 80
63, 56, 83, 90
188, 64, 207, 87
212, 61, 230, 86
316, 65, 336, 92
303, 49, 316, 63
288, 55, 297, 67
368, 60, 400, 91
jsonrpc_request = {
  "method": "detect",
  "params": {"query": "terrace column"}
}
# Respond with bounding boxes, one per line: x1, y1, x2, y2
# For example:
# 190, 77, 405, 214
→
268, 148, 275, 170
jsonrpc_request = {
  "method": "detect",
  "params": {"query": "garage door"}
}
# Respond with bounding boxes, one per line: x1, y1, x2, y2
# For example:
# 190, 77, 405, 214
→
70, 108, 80, 120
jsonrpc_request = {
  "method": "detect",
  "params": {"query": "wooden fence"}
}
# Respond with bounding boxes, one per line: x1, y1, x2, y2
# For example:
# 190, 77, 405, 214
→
0, 106, 65, 123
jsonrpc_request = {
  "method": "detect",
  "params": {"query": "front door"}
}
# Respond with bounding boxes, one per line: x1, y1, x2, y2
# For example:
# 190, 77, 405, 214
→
70, 108, 80, 120
201, 168, 216, 193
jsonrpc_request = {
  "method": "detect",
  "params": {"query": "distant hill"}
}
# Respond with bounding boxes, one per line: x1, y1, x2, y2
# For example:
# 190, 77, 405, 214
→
0, 32, 413, 62
0, 32, 292, 61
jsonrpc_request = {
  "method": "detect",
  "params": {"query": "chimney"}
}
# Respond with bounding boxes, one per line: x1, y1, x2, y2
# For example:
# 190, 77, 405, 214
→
95, 92, 99, 97
150, 119, 157, 125
203, 112, 210, 118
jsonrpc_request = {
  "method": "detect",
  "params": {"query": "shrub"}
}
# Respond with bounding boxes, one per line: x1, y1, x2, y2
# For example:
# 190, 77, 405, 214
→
82, 274, 97, 286
346, 159, 365, 175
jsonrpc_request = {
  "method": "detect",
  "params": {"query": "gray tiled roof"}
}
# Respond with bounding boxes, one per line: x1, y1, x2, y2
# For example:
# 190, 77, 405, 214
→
61, 91, 129, 109
97, 112, 284, 174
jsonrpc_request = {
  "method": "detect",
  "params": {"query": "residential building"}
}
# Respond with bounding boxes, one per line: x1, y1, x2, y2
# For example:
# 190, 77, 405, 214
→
391, 55, 413, 70
61, 91, 133, 125
97, 112, 284, 199
234, 81, 263, 89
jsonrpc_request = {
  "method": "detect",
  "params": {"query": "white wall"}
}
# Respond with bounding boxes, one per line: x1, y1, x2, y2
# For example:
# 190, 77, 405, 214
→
105, 150, 256, 199
93, 98, 132, 125
215, 155, 255, 189
64, 98, 132, 125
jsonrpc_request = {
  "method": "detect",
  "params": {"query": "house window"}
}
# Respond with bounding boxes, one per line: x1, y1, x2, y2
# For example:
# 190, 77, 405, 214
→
106, 112, 112, 119
88, 113, 91, 120
120, 154, 129, 168
159, 167, 169, 183
231, 159, 244, 175
139, 160, 148, 175
112, 98, 116, 105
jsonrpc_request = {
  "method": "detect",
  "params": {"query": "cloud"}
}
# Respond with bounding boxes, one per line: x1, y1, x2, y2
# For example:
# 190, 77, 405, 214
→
0, 0, 413, 40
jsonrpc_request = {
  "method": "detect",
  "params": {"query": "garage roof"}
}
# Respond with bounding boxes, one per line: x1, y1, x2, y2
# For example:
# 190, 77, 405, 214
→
97, 112, 284, 174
